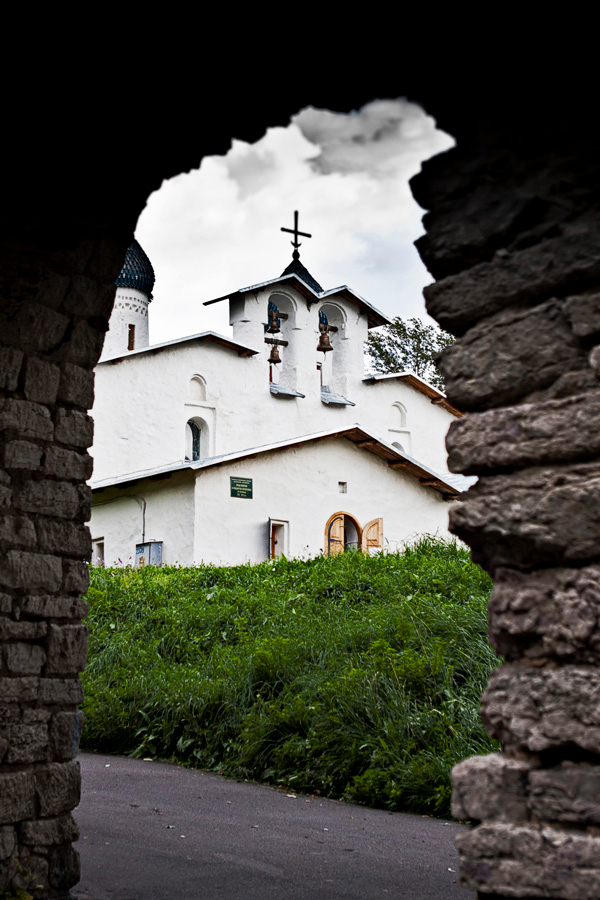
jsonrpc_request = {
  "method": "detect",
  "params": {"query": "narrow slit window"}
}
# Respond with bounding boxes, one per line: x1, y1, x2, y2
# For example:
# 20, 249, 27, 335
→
128, 324, 135, 351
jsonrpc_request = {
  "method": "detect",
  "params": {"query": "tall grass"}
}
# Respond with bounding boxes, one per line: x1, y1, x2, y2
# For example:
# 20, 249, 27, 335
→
81, 538, 499, 817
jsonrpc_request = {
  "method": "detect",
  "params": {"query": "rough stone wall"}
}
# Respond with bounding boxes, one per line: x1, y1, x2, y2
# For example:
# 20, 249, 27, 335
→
0, 233, 128, 898
411, 125, 600, 899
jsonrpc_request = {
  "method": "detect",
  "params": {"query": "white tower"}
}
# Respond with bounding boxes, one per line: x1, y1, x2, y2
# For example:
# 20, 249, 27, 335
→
101, 240, 155, 360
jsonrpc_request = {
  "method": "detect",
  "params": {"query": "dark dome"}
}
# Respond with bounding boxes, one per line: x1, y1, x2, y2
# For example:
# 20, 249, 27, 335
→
115, 240, 155, 298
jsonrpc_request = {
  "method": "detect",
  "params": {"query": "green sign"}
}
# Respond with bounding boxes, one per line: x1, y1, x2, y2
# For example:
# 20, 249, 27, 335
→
230, 476, 253, 499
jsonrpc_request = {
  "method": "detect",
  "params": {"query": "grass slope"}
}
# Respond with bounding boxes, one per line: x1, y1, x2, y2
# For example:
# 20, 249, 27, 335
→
81, 538, 499, 817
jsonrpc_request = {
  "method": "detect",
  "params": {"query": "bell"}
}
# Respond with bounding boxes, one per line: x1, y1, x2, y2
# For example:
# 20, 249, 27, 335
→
317, 330, 333, 353
267, 309, 280, 334
268, 344, 281, 365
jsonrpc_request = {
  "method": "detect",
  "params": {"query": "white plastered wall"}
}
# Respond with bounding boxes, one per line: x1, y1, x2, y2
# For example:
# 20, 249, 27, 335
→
91, 283, 457, 484
193, 437, 453, 566
90, 471, 195, 566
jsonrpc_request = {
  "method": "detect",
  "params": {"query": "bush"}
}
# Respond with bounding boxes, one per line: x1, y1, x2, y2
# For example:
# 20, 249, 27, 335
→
81, 538, 499, 817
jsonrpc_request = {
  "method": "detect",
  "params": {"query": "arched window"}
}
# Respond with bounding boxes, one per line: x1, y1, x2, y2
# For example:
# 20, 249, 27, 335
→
390, 402, 407, 429
318, 302, 348, 397
389, 402, 410, 454
189, 375, 207, 403
185, 420, 202, 461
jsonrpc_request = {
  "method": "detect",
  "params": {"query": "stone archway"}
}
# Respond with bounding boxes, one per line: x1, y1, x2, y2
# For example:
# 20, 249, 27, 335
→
1, 63, 598, 899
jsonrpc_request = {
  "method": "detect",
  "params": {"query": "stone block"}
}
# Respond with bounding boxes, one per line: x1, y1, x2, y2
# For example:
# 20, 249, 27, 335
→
23, 709, 51, 724
77, 483, 93, 521
0, 619, 47, 640
0, 484, 11, 510
54, 407, 94, 448
5, 643, 46, 674
16, 480, 80, 519
565, 292, 600, 338
20, 594, 88, 619
0, 770, 35, 823
0, 398, 54, 440
0, 514, 37, 549
61, 271, 116, 319
481, 663, 600, 755
35, 761, 81, 817
57, 362, 95, 410
46, 624, 88, 675
6, 302, 70, 356
36, 518, 91, 559
424, 225, 600, 334
49, 710, 84, 760
416, 188, 568, 280
39, 677, 84, 705
23, 357, 61, 404
20, 813, 79, 846
65, 318, 107, 368
0, 592, 12, 614
0, 677, 39, 702
449, 462, 600, 572
452, 753, 530, 824
1, 723, 48, 763
446, 390, 600, 475
489, 566, 600, 661
43, 445, 93, 480
437, 298, 584, 412
62, 560, 89, 595
457, 823, 600, 898
0, 346, 23, 390
0, 550, 62, 591
48, 844, 80, 890
0, 825, 15, 860
12, 852, 48, 894
4, 440, 43, 470
529, 764, 600, 825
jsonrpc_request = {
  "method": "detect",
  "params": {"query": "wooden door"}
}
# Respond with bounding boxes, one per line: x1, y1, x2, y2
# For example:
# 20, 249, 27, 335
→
361, 518, 383, 554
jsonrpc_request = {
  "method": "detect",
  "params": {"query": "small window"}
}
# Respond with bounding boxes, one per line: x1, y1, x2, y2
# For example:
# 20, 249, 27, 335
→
186, 421, 201, 461
128, 324, 135, 351
338, 482, 347, 493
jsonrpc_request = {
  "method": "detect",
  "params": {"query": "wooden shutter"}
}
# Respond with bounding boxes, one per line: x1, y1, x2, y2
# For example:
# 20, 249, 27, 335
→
361, 518, 383, 554
326, 514, 345, 556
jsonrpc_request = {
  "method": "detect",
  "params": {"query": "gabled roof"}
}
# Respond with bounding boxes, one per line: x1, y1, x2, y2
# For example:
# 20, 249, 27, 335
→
363, 371, 462, 418
91, 425, 461, 499
98, 331, 258, 364
203, 271, 391, 329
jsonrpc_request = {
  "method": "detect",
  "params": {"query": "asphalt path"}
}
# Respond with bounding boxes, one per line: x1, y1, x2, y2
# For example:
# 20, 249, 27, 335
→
72, 752, 473, 900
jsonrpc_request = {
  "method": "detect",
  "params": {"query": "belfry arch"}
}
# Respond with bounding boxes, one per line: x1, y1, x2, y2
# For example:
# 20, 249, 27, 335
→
2, 62, 598, 900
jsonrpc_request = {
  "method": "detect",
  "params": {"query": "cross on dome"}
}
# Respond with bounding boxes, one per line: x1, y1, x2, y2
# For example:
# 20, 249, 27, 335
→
281, 210, 312, 260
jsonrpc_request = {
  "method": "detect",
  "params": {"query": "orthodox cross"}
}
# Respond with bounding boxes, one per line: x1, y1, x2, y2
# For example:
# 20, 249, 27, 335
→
281, 210, 311, 259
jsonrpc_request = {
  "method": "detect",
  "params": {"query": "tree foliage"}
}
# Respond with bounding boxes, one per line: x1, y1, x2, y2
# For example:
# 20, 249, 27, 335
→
366, 317, 454, 390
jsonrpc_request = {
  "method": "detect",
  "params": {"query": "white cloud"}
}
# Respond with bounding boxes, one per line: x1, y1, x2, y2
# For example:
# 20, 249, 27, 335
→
135, 98, 454, 346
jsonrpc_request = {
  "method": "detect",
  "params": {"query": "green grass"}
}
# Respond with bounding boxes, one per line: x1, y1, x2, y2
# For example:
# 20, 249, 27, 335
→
81, 537, 499, 817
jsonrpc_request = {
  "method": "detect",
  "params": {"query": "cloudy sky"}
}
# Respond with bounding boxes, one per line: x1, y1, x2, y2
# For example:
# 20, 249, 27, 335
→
135, 99, 454, 345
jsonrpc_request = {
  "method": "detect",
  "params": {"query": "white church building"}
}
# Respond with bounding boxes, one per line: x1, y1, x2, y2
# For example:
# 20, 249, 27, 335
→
89, 220, 465, 567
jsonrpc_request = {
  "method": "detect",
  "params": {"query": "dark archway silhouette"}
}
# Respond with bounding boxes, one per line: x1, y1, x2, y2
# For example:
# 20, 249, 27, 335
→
1, 50, 598, 899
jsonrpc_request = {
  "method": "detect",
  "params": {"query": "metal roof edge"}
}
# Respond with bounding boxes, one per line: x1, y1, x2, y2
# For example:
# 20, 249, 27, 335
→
362, 371, 462, 418
91, 425, 461, 498
97, 331, 258, 364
